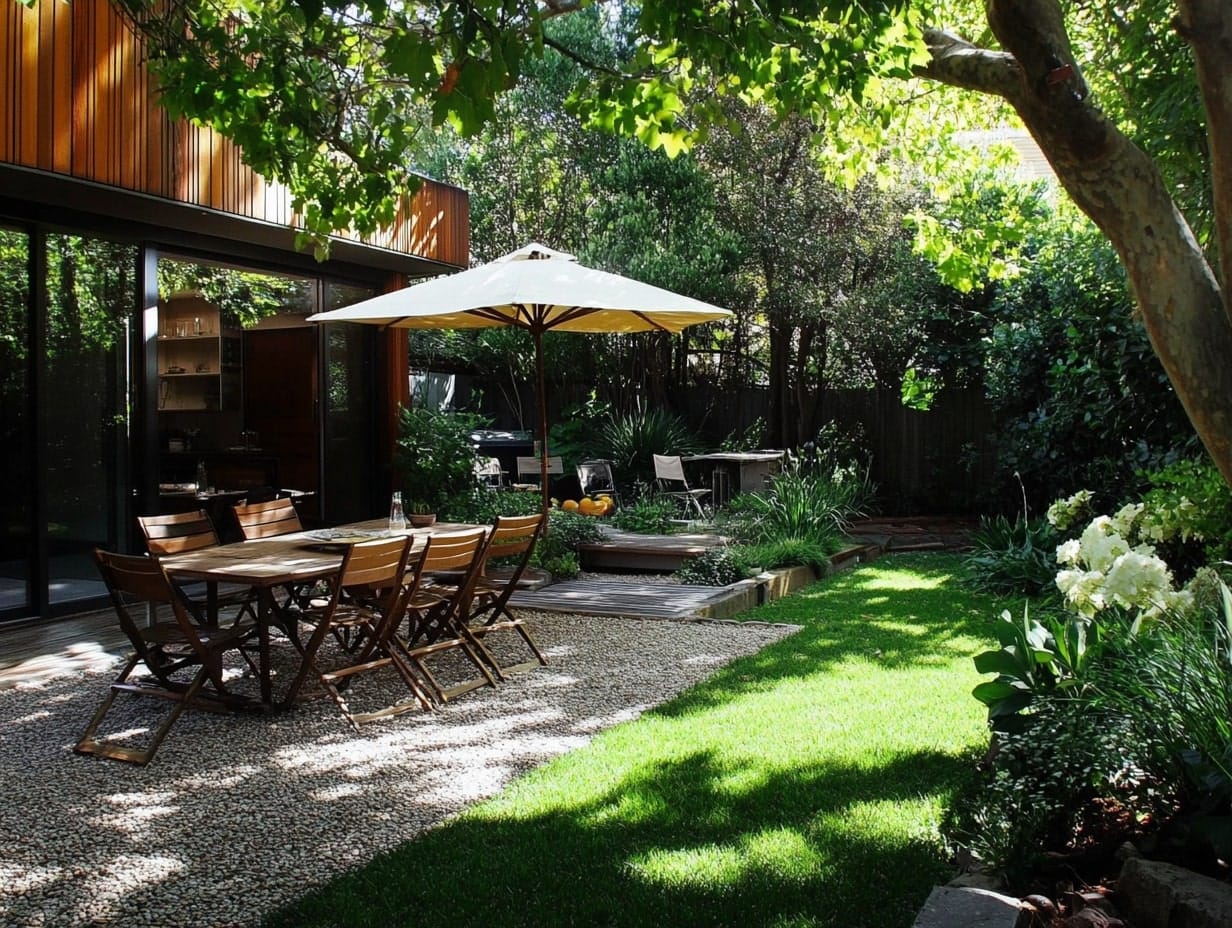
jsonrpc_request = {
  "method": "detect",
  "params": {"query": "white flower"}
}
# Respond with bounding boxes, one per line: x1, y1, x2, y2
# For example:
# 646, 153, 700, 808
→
1111, 503, 1143, 537
1046, 489, 1094, 531
1056, 568, 1107, 617
1056, 539, 1082, 566
1079, 517, 1130, 573
1102, 550, 1172, 609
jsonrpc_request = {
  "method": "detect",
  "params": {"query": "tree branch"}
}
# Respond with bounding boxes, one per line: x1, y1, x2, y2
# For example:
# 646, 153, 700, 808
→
542, 34, 624, 77
915, 28, 1024, 103
1177, 0, 1232, 304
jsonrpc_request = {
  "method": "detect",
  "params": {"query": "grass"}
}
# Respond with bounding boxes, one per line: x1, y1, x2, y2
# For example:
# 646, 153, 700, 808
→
265, 553, 1005, 928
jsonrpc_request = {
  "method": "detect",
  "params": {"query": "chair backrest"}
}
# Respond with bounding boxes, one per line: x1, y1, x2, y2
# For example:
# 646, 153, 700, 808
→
576, 460, 616, 496
516, 456, 563, 481
484, 512, 545, 564
338, 535, 413, 593
138, 510, 220, 556
414, 527, 492, 631
233, 497, 302, 540
653, 454, 688, 485
421, 527, 490, 576
475, 513, 544, 614
93, 548, 201, 663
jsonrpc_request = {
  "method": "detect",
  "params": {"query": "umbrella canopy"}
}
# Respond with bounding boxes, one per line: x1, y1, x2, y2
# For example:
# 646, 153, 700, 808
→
307, 243, 733, 510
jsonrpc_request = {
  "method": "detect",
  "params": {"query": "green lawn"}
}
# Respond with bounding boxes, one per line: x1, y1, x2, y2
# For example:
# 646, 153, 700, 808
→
266, 552, 1004, 928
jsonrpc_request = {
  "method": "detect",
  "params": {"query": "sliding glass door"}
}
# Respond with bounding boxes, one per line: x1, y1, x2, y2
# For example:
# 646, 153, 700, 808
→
43, 234, 138, 607
0, 228, 32, 614
0, 226, 138, 621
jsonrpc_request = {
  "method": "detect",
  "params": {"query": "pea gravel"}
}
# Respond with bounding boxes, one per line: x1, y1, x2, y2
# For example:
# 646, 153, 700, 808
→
0, 610, 797, 928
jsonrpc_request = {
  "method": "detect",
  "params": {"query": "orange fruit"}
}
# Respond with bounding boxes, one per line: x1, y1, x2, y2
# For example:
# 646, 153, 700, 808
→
578, 497, 598, 515
562, 499, 579, 512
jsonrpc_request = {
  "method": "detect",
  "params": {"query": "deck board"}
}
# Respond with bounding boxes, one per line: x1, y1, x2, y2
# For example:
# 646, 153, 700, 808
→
510, 579, 727, 619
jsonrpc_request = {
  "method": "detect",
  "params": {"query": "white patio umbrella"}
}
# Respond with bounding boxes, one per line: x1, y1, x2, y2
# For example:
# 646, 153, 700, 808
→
307, 243, 733, 510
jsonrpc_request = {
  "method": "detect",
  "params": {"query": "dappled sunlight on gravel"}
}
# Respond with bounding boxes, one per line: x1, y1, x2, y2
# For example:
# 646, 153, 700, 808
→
0, 611, 795, 928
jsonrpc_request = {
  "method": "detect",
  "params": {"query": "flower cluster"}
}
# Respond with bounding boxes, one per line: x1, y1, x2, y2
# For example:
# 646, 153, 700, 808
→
1046, 490, 1094, 533
1055, 513, 1191, 619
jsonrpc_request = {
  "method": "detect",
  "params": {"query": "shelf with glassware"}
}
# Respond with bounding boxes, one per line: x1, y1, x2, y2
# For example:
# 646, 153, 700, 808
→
157, 294, 242, 412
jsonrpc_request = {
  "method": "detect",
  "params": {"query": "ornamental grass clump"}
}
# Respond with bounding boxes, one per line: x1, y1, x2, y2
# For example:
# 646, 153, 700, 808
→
723, 459, 871, 553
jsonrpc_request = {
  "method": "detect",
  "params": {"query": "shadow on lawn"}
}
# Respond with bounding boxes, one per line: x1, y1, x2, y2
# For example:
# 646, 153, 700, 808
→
265, 746, 972, 928
265, 556, 995, 928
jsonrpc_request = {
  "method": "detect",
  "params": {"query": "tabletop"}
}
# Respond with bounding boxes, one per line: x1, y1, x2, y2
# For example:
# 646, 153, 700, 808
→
160, 519, 485, 586
682, 451, 786, 464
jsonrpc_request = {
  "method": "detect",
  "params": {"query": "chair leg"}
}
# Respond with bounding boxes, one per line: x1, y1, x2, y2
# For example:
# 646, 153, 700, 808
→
471, 606, 548, 677
75, 662, 209, 766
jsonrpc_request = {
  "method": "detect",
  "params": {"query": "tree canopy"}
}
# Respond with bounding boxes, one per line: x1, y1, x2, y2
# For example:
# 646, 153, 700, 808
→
100, 0, 1232, 484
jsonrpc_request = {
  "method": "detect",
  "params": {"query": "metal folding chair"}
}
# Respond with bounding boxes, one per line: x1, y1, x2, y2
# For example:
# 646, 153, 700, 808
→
77, 549, 257, 765
653, 454, 711, 519
576, 459, 620, 507
474, 456, 505, 489
512, 455, 563, 491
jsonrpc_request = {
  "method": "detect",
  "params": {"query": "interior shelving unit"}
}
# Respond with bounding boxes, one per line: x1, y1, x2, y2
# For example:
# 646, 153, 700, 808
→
157, 292, 241, 412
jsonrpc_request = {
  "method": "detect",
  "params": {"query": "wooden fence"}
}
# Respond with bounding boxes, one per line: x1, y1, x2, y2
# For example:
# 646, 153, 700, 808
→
683, 387, 1001, 515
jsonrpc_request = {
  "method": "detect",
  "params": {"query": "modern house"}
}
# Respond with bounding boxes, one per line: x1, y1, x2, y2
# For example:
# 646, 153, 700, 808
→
1, 0, 470, 624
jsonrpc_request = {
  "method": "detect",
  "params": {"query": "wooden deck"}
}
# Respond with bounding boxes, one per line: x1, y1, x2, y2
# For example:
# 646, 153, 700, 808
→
577, 526, 727, 571
510, 579, 731, 620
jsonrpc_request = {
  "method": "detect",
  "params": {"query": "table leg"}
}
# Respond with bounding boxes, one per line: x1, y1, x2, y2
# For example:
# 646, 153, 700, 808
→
257, 587, 275, 706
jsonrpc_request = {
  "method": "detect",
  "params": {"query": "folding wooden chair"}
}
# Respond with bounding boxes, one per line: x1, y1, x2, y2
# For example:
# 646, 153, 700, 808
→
232, 497, 314, 623
137, 510, 257, 626
653, 454, 711, 519
232, 497, 303, 539
77, 549, 257, 766
282, 535, 435, 727
467, 513, 548, 677
393, 528, 499, 704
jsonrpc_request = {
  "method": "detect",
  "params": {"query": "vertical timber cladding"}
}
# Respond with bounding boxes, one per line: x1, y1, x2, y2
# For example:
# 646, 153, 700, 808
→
1, 0, 470, 268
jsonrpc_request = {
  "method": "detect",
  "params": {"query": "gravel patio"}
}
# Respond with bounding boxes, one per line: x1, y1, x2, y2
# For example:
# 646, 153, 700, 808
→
0, 610, 796, 927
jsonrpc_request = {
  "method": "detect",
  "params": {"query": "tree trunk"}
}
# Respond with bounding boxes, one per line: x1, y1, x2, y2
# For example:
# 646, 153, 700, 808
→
920, 0, 1232, 486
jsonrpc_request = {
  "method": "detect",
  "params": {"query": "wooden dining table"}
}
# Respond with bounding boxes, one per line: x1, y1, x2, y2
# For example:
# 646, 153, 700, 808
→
160, 519, 486, 707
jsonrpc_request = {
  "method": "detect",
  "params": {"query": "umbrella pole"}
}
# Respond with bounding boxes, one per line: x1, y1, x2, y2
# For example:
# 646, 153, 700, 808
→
535, 329, 550, 515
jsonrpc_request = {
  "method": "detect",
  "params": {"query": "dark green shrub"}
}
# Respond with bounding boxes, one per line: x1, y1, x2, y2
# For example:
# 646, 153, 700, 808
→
721, 460, 869, 550
943, 696, 1172, 891
1086, 588, 1232, 854
962, 514, 1059, 597
676, 547, 752, 586
532, 509, 604, 579
740, 538, 834, 573
443, 488, 540, 524
394, 405, 486, 513
1139, 457, 1232, 577
598, 408, 700, 488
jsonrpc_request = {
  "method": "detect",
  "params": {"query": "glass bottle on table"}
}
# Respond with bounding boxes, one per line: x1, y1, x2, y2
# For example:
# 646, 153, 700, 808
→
389, 491, 406, 532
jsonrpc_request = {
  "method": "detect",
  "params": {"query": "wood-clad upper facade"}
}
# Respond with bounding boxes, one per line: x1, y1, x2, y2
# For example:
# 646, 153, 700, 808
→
0, 0, 470, 625
1, 0, 468, 272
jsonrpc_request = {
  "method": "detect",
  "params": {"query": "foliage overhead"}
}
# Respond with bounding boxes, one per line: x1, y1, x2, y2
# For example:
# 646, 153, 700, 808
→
103, 0, 1232, 485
